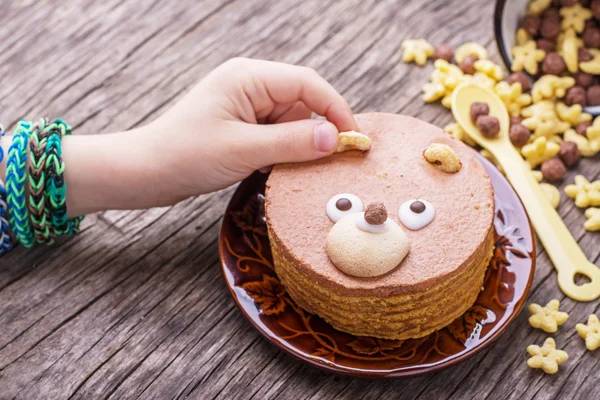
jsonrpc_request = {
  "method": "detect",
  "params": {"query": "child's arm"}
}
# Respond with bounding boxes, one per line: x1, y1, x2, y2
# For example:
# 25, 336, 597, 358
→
0, 58, 356, 218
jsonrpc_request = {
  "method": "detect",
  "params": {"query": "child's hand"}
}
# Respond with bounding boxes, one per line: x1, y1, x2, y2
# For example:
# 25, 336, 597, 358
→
151, 58, 357, 194
45, 58, 356, 216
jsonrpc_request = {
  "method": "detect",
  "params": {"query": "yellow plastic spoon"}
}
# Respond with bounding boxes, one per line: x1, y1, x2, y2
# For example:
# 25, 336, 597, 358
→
451, 83, 600, 301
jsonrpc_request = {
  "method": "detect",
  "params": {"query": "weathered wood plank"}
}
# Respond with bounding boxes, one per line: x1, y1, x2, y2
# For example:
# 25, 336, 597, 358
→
1, 0, 599, 399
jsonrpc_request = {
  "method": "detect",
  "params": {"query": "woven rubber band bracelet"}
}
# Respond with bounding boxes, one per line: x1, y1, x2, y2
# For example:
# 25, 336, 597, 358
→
6, 120, 35, 248
45, 119, 84, 237
0, 124, 13, 255
28, 118, 53, 244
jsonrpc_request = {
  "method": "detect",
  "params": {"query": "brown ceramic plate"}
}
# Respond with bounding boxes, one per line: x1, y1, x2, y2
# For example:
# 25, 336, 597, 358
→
219, 153, 535, 378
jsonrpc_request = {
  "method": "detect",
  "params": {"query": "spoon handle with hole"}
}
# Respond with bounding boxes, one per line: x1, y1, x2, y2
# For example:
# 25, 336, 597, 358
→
497, 148, 600, 301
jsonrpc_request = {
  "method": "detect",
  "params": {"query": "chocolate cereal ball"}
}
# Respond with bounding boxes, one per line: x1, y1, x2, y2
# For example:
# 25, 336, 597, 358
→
562, 0, 578, 6
434, 43, 454, 62
476, 115, 500, 138
592, 0, 600, 19
540, 18, 561, 40
575, 71, 596, 88
541, 158, 567, 181
470, 102, 490, 123
579, 48, 594, 62
542, 7, 561, 22
459, 55, 478, 75
576, 121, 592, 136
510, 116, 524, 126
583, 27, 600, 48
542, 52, 567, 75
537, 39, 556, 53
565, 86, 587, 106
509, 124, 531, 147
559, 141, 582, 168
521, 15, 541, 36
507, 71, 531, 91
587, 85, 600, 106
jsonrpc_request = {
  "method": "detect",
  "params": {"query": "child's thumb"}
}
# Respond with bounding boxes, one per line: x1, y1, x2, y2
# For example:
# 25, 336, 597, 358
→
248, 120, 339, 167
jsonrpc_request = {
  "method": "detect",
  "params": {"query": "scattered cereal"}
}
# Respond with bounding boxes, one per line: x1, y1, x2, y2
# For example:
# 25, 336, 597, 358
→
527, 338, 569, 374
555, 103, 592, 126
443, 122, 476, 146
494, 81, 532, 117
529, 299, 569, 333
527, 0, 552, 15
541, 158, 567, 181
540, 183, 561, 208
564, 129, 600, 157
423, 143, 462, 173
531, 75, 576, 103
576, 314, 600, 350
522, 137, 561, 168
335, 131, 372, 153
580, 51, 600, 74
433, 43, 454, 62
402, 39, 435, 66
516, 28, 532, 46
474, 59, 504, 81
584, 208, 600, 231
560, 3, 593, 34
455, 42, 488, 64
522, 101, 570, 139
459, 55, 478, 75
509, 123, 532, 147
564, 175, 600, 208
558, 141, 582, 167
512, 40, 546, 75
559, 36, 579, 73
532, 169, 543, 182
507, 71, 531, 91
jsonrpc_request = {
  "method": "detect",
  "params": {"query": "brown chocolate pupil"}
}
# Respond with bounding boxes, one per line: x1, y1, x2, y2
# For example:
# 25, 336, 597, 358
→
335, 198, 352, 211
410, 200, 426, 214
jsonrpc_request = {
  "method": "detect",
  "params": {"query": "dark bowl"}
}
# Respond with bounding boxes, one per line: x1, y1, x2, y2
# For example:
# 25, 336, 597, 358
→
493, 0, 600, 115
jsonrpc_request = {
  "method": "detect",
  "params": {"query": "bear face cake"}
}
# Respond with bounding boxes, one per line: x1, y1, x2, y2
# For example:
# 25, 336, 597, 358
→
265, 113, 495, 340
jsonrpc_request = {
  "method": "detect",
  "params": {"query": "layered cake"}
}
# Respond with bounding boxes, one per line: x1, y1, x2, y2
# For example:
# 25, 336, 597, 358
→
265, 113, 495, 340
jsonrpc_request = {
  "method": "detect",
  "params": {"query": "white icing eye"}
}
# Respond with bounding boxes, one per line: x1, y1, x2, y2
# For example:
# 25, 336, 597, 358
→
398, 199, 435, 230
326, 193, 364, 223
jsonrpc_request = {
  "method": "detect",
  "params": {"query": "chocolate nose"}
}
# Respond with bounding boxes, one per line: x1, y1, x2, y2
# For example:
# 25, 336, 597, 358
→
364, 202, 387, 225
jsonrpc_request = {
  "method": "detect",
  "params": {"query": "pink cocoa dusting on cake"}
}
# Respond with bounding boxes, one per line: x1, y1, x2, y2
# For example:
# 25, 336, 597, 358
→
265, 113, 494, 297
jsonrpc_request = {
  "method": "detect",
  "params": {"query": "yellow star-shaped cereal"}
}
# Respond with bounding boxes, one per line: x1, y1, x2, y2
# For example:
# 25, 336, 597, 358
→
522, 101, 570, 139
560, 4, 593, 34
540, 183, 561, 209
580, 50, 600, 75
565, 175, 600, 208
527, 338, 569, 374
402, 39, 434, 66
455, 42, 488, 64
474, 59, 504, 81
584, 208, 600, 232
495, 81, 532, 117
563, 129, 600, 157
528, 0, 551, 15
512, 41, 546, 75
560, 35, 580, 73
576, 314, 600, 350
528, 299, 569, 333
557, 28, 584, 50
444, 122, 475, 147
522, 137, 560, 168
555, 103, 592, 126
423, 82, 446, 103
531, 75, 575, 103
516, 28, 531, 46
424, 59, 465, 108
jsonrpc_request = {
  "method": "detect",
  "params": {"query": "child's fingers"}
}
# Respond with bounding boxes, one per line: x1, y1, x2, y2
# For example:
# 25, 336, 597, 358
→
267, 101, 312, 124
222, 58, 357, 132
239, 119, 339, 167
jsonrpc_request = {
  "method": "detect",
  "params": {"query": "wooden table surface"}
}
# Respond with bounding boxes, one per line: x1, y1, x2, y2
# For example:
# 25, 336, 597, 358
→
1, 0, 599, 399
